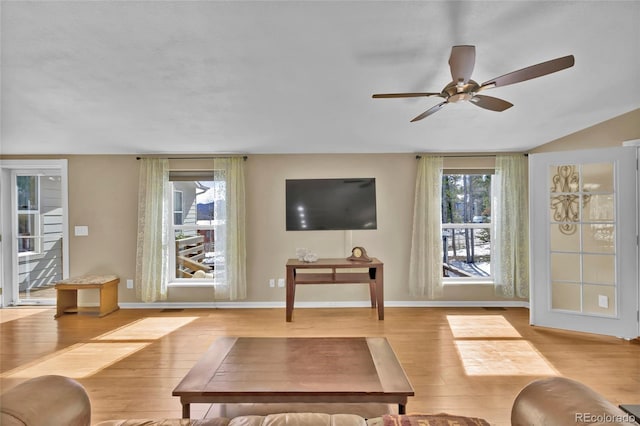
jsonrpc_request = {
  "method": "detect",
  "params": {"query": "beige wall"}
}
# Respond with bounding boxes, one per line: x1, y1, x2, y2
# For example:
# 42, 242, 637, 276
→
247, 154, 414, 303
68, 154, 505, 303
2, 152, 517, 304
530, 108, 640, 153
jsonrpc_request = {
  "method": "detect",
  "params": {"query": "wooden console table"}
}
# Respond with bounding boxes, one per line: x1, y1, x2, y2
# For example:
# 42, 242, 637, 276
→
285, 258, 383, 322
54, 274, 120, 318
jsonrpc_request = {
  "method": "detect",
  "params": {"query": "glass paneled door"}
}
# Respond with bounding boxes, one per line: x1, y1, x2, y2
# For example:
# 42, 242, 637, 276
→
530, 147, 638, 339
12, 169, 64, 304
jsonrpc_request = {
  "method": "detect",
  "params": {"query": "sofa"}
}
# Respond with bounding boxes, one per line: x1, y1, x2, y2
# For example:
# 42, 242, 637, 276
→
0, 375, 636, 426
510, 376, 636, 425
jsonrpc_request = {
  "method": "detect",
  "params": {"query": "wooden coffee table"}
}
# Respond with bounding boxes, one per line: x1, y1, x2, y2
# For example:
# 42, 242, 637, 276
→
172, 337, 414, 418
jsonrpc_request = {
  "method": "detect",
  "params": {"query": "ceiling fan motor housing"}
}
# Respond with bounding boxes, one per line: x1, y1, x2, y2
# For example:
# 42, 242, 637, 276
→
443, 80, 480, 103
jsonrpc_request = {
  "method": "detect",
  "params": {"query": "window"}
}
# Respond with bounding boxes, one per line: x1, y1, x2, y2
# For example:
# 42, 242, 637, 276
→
173, 190, 184, 225
441, 173, 492, 280
170, 171, 226, 283
16, 175, 41, 255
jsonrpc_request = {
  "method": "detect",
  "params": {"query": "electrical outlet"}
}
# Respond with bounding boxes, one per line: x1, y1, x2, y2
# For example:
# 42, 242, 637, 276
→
126, 279, 134, 289
74, 225, 89, 236
277, 278, 285, 288
598, 294, 608, 309
269, 279, 275, 288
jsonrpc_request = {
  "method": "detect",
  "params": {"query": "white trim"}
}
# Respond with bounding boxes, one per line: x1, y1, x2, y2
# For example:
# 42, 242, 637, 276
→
0, 160, 69, 306
441, 171, 494, 282
442, 223, 492, 230
388, 300, 529, 308
167, 282, 217, 287
529, 148, 639, 339
442, 280, 493, 285
119, 300, 530, 310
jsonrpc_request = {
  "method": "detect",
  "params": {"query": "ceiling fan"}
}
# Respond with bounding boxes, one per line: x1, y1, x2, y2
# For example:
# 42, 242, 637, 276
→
372, 45, 574, 122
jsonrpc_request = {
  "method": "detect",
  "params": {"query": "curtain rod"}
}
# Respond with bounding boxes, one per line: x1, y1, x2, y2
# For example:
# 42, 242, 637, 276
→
136, 155, 247, 161
415, 153, 528, 159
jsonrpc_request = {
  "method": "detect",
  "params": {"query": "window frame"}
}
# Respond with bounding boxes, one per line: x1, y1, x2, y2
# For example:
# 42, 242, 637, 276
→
173, 190, 184, 226
441, 171, 494, 284
16, 174, 42, 257
168, 171, 225, 286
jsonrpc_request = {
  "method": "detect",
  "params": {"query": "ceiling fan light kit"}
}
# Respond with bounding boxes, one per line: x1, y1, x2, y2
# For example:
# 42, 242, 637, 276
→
373, 45, 575, 122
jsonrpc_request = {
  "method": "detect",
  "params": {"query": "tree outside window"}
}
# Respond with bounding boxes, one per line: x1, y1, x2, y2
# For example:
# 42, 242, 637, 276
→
441, 174, 492, 279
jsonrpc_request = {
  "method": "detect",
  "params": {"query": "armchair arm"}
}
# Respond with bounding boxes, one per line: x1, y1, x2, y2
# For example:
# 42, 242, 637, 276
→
511, 376, 635, 426
1, 375, 91, 426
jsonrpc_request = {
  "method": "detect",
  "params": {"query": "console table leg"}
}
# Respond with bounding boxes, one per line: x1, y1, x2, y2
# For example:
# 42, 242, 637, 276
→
286, 268, 295, 322
399, 404, 406, 415
182, 402, 190, 419
369, 281, 377, 308
376, 265, 384, 320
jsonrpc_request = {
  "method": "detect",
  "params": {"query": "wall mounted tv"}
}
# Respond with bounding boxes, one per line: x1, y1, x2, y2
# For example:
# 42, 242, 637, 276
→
286, 178, 377, 231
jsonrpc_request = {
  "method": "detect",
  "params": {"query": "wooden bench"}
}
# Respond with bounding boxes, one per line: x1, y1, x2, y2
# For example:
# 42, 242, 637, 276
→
54, 274, 120, 318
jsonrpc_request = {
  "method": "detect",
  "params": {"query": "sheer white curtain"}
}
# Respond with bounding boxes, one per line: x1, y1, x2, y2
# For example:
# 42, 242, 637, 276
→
493, 154, 529, 298
214, 157, 247, 300
135, 159, 170, 302
409, 155, 444, 298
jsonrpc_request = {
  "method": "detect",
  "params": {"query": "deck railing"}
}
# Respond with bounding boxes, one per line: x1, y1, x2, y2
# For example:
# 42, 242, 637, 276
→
442, 223, 491, 278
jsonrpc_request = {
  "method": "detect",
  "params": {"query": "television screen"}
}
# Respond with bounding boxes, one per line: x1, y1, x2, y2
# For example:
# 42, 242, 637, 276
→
286, 178, 377, 231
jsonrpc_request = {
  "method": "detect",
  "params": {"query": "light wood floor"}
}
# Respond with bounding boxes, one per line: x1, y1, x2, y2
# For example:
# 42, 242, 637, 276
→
1, 307, 638, 425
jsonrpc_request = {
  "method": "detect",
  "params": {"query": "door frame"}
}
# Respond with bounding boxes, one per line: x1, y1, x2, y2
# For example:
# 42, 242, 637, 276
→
0, 159, 69, 306
529, 147, 639, 339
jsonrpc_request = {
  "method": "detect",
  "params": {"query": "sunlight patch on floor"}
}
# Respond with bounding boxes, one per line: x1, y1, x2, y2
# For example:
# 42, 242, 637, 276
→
0, 308, 52, 324
95, 316, 198, 340
454, 340, 558, 376
446, 315, 522, 338
1, 342, 149, 379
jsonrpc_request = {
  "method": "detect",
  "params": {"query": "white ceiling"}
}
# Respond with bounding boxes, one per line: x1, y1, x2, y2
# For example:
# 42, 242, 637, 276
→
1, 1, 639, 155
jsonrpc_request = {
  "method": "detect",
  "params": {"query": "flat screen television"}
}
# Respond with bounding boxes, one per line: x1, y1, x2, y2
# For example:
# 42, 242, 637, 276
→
285, 178, 377, 231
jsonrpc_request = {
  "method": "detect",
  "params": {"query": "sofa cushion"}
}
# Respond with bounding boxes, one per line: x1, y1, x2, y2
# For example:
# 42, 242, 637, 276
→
94, 420, 229, 426
370, 414, 490, 426
229, 414, 367, 426
94, 414, 367, 426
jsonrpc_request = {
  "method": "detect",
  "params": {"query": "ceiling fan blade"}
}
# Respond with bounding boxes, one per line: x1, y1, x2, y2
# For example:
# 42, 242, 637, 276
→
449, 45, 476, 84
480, 55, 575, 89
469, 95, 513, 112
410, 101, 447, 122
372, 92, 442, 99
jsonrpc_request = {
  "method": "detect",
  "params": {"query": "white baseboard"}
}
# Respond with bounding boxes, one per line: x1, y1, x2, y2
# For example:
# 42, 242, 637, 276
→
119, 300, 530, 310
387, 300, 530, 308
